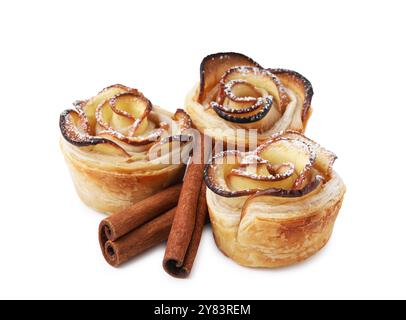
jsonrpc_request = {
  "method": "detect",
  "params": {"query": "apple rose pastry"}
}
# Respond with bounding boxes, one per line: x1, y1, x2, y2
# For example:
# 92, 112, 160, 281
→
185, 52, 313, 149
204, 131, 346, 268
60, 84, 192, 214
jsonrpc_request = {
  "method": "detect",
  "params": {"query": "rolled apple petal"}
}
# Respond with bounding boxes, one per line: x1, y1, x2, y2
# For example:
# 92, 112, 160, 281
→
79, 84, 134, 133
199, 52, 261, 104
219, 67, 289, 113
173, 109, 192, 131
211, 97, 273, 124
60, 85, 192, 159
204, 132, 335, 199
281, 131, 337, 178
60, 109, 131, 157
269, 69, 313, 120
187, 53, 314, 147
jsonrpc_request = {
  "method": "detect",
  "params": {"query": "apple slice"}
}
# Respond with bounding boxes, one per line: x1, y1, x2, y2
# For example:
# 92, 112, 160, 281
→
60, 109, 102, 146
204, 150, 252, 197
60, 109, 131, 157
94, 91, 163, 146
214, 79, 268, 114
257, 138, 315, 173
216, 80, 261, 112
256, 137, 316, 189
208, 67, 290, 132
61, 86, 193, 158
211, 97, 273, 124
198, 52, 261, 104
78, 84, 134, 134
282, 131, 337, 178
220, 66, 289, 113
109, 92, 152, 136
203, 130, 334, 198
228, 163, 298, 192
173, 109, 192, 131
269, 69, 313, 120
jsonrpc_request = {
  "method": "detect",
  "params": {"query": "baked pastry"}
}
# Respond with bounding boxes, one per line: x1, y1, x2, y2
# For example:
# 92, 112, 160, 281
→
204, 131, 345, 268
185, 52, 313, 149
60, 84, 192, 214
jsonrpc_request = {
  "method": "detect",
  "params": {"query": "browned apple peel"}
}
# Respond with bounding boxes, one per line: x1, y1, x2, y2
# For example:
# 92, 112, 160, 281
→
270, 69, 314, 120
60, 109, 131, 157
60, 85, 192, 157
210, 66, 292, 125
95, 92, 164, 146
173, 108, 192, 131
204, 131, 335, 198
198, 52, 313, 128
198, 52, 261, 104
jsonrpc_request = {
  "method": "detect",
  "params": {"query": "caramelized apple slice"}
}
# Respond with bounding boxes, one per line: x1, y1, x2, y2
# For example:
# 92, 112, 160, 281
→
108, 92, 152, 136
204, 130, 331, 198
78, 84, 134, 134
199, 52, 261, 104
60, 109, 103, 146
257, 138, 315, 172
204, 131, 338, 203
216, 80, 261, 112
61, 86, 193, 158
282, 131, 337, 178
204, 150, 252, 197
256, 137, 316, 189
60, 109, 131, 157
173, 109, 192, 131
220, 67, 289, 113
228, 162, 298, 191
211, 97, 273, 123
270, 69, 313, 120
208, 67, 290, 132
94, 91, 163, 146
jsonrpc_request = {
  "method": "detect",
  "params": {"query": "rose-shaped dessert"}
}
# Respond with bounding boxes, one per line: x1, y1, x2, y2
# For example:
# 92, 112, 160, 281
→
60, 84, 192, 213
185, 52, 313, 149
204, 131, 346, 268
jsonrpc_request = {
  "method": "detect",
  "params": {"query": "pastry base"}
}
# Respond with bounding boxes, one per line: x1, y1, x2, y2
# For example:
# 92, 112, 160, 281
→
207, 173, 345, 268
61, 139, 185, 214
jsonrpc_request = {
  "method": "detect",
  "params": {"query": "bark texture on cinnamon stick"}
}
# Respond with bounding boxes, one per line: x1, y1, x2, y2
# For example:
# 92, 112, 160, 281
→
99, 184, 182, 267
163, 135, 210, 278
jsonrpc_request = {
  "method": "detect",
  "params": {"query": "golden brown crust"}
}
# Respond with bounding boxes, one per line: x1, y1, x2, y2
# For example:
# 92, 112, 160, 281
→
61, 138, 185, 214
207, 173, 345, 268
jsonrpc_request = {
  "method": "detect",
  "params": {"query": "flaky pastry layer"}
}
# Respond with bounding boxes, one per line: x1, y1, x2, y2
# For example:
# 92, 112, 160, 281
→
206, 172, 345, 267
61, 138, 186, 214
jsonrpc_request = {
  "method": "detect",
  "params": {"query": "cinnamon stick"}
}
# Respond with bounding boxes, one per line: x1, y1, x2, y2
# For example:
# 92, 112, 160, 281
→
99, 184, 182, 267
102, 208, 176, 267
163, 135, 209, 278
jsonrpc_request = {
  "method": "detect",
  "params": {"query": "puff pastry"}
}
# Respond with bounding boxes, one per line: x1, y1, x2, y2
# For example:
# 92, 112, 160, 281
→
204, 131, 345, 268
185, 52, 313, 149
60, 84, 192, 214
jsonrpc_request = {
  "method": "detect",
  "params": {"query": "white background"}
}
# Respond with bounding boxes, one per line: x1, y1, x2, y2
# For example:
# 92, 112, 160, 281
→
0, 0, 405, 300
